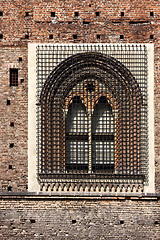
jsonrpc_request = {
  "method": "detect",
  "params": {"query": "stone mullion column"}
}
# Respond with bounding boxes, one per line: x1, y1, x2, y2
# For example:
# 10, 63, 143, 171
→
88, 110, 92, 173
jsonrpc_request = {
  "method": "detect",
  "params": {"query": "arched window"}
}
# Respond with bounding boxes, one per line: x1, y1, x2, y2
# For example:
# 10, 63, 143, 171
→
92, 96, 114, 172
65, 95, 115, 173
36, 49, 149, 192
66, 96, 88, 171
40, 52, 142, 178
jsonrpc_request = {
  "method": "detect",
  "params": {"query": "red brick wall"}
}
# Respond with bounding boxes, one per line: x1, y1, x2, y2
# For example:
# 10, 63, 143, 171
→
0, 47, 28, 191
0, 197, 159, 239
0, 1, 160, 238
1, 0, 160, 192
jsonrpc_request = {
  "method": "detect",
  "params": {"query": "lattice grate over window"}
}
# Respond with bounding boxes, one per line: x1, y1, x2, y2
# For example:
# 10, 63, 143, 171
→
35, 44, 149, 191
10, 68, 18, 86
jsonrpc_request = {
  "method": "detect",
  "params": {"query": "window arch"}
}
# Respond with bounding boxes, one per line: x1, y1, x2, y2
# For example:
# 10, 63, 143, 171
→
65, 95, 115, 173
39, 51, 144, 190
92, 96, 115, 172
65, 96, 89, 171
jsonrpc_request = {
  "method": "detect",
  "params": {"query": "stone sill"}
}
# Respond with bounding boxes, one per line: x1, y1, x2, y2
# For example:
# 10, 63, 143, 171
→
0, 192, 160, 201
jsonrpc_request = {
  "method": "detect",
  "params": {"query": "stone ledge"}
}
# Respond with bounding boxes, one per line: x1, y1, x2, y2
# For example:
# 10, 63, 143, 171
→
0, 192, 159, 201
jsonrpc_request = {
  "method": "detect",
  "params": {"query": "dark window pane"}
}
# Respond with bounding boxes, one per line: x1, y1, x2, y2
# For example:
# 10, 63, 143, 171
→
66, 97, 89, 172
10, 68, 18, 86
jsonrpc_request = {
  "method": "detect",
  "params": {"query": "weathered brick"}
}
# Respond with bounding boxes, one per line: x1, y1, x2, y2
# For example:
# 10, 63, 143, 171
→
0, 0, 160, 239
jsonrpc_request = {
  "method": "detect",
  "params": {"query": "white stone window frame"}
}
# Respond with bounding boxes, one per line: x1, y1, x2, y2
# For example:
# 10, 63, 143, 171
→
28, 43, 155, 194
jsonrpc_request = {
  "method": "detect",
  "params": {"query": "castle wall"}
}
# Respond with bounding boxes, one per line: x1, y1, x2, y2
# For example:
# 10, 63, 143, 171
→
0, 196, 160, 240
0, 0, 160, 239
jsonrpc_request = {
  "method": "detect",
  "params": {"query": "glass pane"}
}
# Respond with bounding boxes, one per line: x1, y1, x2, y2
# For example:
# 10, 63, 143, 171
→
65, 96, 89, 170
66, 97, 88, 133
66, 141, 89, 165
92, 97, 114, 168
92, 97, 114, 134
92, 141, 114, 165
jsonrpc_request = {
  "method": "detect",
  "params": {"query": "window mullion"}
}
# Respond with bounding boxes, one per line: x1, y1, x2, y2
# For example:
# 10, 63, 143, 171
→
88, 110, 92, 173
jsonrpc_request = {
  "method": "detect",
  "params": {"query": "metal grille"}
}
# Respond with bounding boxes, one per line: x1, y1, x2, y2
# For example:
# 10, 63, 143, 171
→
10, 68, 18, 86
66, 96, 89, 171
92, 97, 115, 171
36, 44, 148, 184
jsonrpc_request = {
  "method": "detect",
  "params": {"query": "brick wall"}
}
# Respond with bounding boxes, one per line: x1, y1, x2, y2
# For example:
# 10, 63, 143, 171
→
0, 0, 160, 239
1, 0, 160, 193
0, 47, 28, 192
0, 197, 160, 240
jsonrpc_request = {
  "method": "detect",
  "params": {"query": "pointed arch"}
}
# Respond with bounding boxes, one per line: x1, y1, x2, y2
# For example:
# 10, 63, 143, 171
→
65, 96, 89, 171
92, 96, 115, 172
